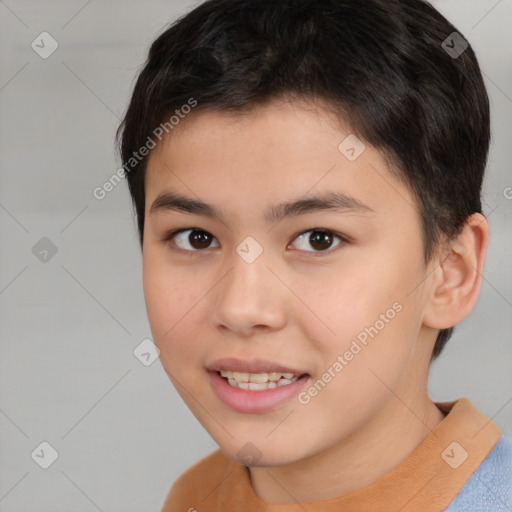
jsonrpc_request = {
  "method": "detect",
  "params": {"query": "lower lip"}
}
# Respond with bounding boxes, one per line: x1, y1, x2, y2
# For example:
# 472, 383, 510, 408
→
208, 371, 310, 413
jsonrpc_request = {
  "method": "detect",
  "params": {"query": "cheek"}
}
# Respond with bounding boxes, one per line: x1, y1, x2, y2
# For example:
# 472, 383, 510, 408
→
143, 254, 207, 370
295, 262, 400, 347
296, 252, 421, 388
292, 288, 415, 446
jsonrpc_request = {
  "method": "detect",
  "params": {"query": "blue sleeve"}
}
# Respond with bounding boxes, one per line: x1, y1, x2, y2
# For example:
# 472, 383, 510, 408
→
444, 434, 512, 511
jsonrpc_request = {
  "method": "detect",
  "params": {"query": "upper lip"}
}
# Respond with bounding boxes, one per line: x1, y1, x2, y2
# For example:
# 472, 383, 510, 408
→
207, 357, 309, 375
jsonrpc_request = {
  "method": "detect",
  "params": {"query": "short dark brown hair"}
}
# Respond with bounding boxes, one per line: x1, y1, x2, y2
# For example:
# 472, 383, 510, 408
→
116, 0, 490, 360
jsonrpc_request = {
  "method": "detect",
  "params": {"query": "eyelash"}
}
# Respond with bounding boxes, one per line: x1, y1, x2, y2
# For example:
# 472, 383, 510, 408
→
161, 228, 349, 257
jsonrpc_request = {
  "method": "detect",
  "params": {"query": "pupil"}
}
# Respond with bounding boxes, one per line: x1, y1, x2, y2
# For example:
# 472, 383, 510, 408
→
310, 230, 332, 251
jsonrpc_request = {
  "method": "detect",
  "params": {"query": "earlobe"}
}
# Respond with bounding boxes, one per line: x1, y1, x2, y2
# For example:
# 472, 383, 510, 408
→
423, 213, 489, 330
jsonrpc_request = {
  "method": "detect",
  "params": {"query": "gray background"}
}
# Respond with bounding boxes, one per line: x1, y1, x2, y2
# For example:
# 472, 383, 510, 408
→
0, 0, 511, 510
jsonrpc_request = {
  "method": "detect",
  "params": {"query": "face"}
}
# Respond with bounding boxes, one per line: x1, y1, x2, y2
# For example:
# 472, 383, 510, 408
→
142, 99, 436, 467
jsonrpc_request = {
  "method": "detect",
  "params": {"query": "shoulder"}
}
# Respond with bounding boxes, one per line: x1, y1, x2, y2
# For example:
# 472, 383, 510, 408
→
160, 449, 240, 511
445, 434, 512, 511
475, 434, 512, 482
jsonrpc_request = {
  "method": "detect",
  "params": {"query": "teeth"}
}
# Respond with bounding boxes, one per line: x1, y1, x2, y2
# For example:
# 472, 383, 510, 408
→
232, 371, 249, 382
249, 373, 270, 383
248, 382, 269, 390
220, 370, 301, 390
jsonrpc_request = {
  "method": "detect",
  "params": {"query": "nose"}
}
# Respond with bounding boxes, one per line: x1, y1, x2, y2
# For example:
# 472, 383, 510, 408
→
210, 251, 288, 337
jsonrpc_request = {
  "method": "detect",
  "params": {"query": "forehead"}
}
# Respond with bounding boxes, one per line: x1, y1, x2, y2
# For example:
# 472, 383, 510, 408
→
144, 100, 419, 227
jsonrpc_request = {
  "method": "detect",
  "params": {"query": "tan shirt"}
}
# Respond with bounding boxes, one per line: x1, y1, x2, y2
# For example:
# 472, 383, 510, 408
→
162, 398, 501, 511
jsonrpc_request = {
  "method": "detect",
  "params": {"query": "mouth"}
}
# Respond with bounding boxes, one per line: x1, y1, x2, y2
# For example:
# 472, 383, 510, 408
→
218, 370, 305, 390
206, 358, 310, 413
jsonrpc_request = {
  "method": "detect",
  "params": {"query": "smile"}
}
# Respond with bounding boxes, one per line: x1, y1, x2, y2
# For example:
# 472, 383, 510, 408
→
209, 370, 310, 413
219, 370, 300, 390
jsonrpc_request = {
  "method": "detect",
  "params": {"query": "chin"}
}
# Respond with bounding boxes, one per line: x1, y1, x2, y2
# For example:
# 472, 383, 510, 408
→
218, 438, 306, 468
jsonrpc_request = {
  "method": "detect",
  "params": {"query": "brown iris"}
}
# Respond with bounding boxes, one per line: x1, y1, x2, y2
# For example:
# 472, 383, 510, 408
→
187, 230, 213, 249
308, 230, 334, 251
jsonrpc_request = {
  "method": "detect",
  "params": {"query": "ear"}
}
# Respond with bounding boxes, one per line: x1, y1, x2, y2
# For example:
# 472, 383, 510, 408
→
422, 213, 489, 330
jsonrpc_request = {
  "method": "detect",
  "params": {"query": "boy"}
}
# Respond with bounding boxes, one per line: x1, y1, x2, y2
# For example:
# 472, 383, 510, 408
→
116, 0, 512, 509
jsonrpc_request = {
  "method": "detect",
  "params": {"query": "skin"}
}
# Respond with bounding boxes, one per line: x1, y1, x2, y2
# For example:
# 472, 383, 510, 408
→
142, 98, 488, 504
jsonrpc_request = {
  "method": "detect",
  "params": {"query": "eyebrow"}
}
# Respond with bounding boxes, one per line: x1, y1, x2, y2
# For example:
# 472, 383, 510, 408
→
149, 190, 375, 224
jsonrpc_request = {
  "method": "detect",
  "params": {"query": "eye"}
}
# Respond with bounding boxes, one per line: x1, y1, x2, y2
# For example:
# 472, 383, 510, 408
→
166, 228, 220, 252
290, 229, 346, 253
